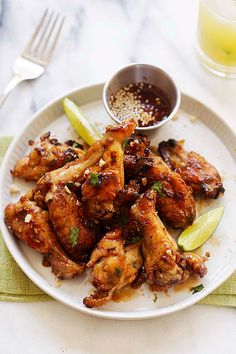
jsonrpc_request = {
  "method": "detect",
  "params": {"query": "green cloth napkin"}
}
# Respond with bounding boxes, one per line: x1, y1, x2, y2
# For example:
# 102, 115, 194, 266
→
0, 138, 235, 306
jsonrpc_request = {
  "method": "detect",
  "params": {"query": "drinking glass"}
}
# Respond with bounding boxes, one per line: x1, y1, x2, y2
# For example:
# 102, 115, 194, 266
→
198, 0, 236, 77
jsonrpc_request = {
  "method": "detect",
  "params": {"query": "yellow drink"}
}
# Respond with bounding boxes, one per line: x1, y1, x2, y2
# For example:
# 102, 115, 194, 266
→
198, 0, 236, 77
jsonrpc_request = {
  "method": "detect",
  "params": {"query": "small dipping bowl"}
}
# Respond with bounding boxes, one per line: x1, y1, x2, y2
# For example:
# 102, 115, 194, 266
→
103, 63, 181, 131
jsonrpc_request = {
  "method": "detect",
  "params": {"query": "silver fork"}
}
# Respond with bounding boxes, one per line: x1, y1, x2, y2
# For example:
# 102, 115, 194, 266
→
0, 9, 65, 108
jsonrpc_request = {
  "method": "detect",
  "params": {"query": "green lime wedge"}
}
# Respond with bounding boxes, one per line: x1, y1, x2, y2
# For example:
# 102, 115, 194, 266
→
63, 98, 102, 146
178, 207, 224, 251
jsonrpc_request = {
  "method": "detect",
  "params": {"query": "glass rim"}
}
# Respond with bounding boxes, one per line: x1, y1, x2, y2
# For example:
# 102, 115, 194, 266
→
201, 0, 236, 22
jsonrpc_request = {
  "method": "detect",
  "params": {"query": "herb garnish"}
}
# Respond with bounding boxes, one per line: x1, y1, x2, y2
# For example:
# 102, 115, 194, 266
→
66, 182, 74, 189
90, 172, 99, 186
152, 181, 166, 197
132, 261, 137, 269
153, 293, 158, 303
69, 227, 80, 247
122, 138, 129, 151
125, 234, 143, 246
191, 284, 204, 294
115, 267, 123, 277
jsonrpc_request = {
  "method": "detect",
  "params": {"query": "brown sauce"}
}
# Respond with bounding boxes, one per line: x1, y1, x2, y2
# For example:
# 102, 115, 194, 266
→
109, 82, 171, 127
174, 276, 199, 293
112, 285, 138, 303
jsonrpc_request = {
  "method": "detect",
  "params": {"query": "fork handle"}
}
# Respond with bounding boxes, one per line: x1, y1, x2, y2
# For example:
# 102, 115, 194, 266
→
0, 74, 25, 108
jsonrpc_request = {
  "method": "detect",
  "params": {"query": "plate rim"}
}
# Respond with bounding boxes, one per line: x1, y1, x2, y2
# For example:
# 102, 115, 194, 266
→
0, 83, 235, 320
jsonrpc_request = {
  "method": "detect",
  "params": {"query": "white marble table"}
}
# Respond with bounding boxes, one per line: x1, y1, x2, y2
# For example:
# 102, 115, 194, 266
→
0, 1, 235, 353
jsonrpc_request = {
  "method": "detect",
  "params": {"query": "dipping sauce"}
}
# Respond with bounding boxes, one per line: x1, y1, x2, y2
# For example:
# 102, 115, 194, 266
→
112, 285, 138, 303
109, 82, 171, 127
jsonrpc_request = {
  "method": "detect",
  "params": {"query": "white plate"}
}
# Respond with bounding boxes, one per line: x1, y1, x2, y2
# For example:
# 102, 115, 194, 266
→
0, 83, 236, 320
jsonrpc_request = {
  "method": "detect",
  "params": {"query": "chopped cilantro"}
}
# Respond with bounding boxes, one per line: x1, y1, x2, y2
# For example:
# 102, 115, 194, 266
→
191, 284, 204, 294
125, 234, 143, 246
132, 261, 137, 269
66, 182, 74, 189
90, 172, 99, 186
122, 138, 128, 151
153, 293, 158, 303
115, 267, 123, 277
69, 227, 80, 247
152, 181, 166, 197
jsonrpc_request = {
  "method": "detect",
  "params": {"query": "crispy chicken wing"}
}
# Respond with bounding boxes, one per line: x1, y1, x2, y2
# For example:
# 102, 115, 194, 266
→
46, 185, 96, 262
83, 229, 143, 308
81, 139, 125, 220
12, 132, 84, 182
131, 190, 207, 291
4, 192, 84, 279
37, 120, 136, 198
158, 139, 224, 198
125, 135, 196, 229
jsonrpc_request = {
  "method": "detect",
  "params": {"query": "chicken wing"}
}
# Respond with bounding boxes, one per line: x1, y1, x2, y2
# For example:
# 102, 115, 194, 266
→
158, 139, 224, 198
4, 192, 84, 279
46, 185, 96, 262
12, 132, 84, 182
81, 139, 124, 220
37, 120, 136, 198
83, 229, 143, 308
131, 190, 207, 291
125, 135, 196, 229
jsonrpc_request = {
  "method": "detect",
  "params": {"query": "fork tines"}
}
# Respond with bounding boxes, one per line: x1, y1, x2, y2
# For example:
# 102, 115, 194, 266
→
22, 9, 65, 66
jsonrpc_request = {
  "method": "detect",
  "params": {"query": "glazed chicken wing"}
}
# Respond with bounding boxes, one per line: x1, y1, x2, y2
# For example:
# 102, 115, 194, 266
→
158, 139, 224, 199
81, 137, 125, 220
12, 132, 84, 182
83, 229, 143, 308
37, 120, 136, 198
4, 192, 84, 279
46, 185, 96, 262
131, 190, 207, 291
125, 136, 196, 229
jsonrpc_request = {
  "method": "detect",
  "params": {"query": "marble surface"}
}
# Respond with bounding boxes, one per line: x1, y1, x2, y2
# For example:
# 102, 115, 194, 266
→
0, 0, 236, 353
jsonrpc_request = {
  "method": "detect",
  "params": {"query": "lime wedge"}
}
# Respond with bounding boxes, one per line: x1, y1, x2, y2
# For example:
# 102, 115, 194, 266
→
63, 98, 102, 146
178, 207, 224, 251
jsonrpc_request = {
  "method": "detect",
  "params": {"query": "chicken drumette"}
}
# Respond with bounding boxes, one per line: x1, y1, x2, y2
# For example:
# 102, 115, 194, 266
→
125, 135, 196, 229
158, 139, 224, 199
4, 191, 84, 279
83, 229, 143, 308
131, 189, 207, 291
12, 132, 84, 182
46, 185, 96, 262
38, 120, 136, 221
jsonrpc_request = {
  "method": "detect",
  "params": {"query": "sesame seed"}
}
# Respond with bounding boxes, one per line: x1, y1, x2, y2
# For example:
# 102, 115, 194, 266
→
45, 192, 53, 203
141, 177, 147, 186
99, 158, 106, 168
84, 169, 90, 177
109, 82, 170, 127
24, 214, 32, 223
64, 186, 71, 194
